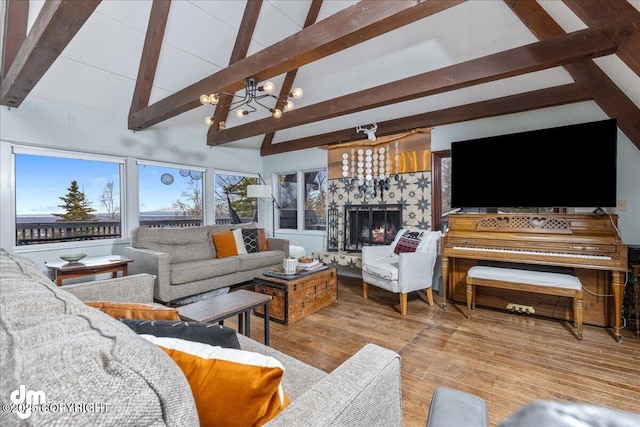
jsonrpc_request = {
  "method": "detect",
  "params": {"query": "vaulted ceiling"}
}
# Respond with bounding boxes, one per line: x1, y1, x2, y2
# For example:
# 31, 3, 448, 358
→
2, 0, 639, 156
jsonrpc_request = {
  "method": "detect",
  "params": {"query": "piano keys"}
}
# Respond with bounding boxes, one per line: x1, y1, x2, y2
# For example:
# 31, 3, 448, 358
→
441, 213, 628, 342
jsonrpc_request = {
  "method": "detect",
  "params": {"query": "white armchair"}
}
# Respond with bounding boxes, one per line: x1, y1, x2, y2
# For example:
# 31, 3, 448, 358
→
361, 230, 442, 315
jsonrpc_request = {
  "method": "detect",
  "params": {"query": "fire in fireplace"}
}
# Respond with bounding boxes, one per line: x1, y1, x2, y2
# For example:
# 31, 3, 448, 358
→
344, 204, 403, 251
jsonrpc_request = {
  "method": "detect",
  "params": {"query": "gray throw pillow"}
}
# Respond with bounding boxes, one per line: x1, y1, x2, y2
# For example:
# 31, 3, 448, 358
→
120, 319, 241, 349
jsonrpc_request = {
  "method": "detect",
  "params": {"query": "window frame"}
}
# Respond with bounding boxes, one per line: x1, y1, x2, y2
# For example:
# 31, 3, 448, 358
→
274, 168, 327, 235
10, 144, 127, 250
213, 169, 259, 224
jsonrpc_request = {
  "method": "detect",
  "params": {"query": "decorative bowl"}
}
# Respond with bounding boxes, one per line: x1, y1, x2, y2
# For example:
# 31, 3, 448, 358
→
60, 253, 87, 263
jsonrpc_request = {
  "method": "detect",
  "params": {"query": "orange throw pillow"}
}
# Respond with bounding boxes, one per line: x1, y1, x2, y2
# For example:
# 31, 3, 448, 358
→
258, 228, 270, 251
212, 231, 239, 258
85, 302, 180, 320
143, 335, 290, 427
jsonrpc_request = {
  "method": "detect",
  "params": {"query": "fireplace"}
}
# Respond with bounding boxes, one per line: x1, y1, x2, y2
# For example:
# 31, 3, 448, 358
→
343, 204, 403, 251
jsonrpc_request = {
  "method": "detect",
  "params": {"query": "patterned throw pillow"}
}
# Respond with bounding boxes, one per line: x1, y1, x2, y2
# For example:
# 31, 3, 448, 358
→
393, 230, 425, 254
241, 228, 260, 253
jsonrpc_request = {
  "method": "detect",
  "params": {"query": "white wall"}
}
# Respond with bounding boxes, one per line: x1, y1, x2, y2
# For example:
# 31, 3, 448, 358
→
0, 98, 263, 266
432, 101, 640, 245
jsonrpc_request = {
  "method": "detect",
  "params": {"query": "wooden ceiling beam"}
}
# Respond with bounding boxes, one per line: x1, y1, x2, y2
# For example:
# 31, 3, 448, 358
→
563, 0, 640, 77
0, 0, 101, 107
261, 83, 591, 156
255, 0, 323, 152
205, 0, 263, 133
1, 0, 29, 81
506, 0, 640, 149
128, 0, 466, 131
210, 27, 616, 146
129, 0, 172, 114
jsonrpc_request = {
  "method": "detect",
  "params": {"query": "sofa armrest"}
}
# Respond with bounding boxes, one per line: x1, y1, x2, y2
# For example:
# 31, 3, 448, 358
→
267, 238, 290, 257
62, 273, 156, 303
266, 343, 402, 427
124, 247, 172, 303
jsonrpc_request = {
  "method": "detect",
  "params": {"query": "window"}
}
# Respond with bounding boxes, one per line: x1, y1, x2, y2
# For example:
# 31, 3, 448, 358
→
277, 173, 298, 229
304, 170, 326, 231
14, 147, 123, 246
137, 162, 204, 228
214, 172, 258, 224
276, 169, 326, 232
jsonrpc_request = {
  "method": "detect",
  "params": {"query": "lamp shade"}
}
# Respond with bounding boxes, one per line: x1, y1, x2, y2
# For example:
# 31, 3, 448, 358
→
247, 184, 271, 198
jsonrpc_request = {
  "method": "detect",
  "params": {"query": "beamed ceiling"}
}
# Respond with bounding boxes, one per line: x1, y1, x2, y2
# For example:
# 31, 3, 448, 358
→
1, 0, 639, 156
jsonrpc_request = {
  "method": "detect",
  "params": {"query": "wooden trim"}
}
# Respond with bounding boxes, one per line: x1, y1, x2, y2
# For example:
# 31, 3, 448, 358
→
506, 0, 640, 150
0, 0, 101, 107
205, 0, 263, 132
261, 83, 590, 156
128, 0, 465, 130
211, 28, 615, 146
1, 0, 29, 81
129, 0, 172, 114
431, 150, 450, 232
563, 0, 640, 76
256, 0, 323, 152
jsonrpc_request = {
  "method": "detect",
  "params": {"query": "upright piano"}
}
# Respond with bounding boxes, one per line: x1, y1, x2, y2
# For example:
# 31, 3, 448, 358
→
441, 213, 628, 342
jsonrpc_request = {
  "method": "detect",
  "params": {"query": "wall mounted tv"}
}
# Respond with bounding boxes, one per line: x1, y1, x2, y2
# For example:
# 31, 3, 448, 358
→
450, 119, 617, 209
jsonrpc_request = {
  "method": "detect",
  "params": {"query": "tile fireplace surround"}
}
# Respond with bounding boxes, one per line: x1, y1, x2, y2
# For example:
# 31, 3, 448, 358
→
326, 171, 434, 252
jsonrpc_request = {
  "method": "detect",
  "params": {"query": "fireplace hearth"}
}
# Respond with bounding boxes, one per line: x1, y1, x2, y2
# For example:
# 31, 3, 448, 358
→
343, 204, 403, 251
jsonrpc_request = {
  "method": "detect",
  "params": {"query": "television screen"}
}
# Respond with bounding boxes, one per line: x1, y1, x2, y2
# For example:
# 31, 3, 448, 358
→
450, 119, 617, 209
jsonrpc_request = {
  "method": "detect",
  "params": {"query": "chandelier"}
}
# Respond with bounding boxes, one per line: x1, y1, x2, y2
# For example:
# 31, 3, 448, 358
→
200, 77, 303, 126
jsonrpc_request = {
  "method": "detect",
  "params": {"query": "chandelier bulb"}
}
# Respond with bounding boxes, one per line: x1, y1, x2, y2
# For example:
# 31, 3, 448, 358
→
208, 94, 219, 105
272, 108, 283, 118
285, 100, 294, 111
236, 109, 247, 118
200, 94, 210, 105
218, 121, 226, 130
262, 81, 276, 93
290, 87, 303, 99
204, 116, 214, 126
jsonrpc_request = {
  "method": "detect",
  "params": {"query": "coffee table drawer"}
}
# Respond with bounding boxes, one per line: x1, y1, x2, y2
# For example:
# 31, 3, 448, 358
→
254, 283, 286, 322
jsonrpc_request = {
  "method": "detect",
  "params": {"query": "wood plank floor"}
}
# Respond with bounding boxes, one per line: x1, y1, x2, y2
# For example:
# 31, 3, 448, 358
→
235, 276, 640, 426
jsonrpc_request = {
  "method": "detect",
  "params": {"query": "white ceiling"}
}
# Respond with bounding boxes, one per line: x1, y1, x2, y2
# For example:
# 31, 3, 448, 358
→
20, 0, 640, 150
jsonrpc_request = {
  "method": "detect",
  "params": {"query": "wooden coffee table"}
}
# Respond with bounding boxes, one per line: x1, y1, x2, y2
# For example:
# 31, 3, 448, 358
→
177, 290, 272, 346
45, 255, 133, 286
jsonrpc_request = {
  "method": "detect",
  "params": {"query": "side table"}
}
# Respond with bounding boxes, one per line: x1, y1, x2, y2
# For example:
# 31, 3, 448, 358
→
45, 255, 133, 286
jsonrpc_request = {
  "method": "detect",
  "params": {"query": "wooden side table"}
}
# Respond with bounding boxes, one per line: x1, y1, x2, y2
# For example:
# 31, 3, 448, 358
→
178, 290, 272, 346
45, 255, 133, 286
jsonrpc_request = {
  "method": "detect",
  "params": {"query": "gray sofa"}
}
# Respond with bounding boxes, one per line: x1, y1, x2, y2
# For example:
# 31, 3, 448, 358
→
125, 223, 290, 304
0, 249, 402, 426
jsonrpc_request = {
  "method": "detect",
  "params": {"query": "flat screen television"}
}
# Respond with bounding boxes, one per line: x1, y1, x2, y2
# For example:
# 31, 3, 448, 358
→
450, 119, 617, 209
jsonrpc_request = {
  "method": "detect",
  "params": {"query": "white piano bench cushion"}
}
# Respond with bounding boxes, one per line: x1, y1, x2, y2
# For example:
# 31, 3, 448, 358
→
467, 266, 582, 290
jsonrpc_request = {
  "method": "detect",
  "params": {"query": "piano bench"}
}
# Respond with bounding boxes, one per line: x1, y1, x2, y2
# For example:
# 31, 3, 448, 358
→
466, 266, 583, 340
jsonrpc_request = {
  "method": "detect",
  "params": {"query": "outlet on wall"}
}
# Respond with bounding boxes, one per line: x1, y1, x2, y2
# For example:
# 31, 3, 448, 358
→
616, 200, 627, 211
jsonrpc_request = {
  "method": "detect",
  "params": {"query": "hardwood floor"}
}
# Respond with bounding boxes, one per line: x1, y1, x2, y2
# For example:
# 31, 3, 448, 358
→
236, 276, 640, 426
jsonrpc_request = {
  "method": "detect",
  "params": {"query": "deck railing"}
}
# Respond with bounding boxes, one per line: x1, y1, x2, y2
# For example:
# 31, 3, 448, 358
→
15, 218, 240, 245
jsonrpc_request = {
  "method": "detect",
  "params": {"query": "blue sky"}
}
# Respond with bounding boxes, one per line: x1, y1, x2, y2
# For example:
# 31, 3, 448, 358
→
15, 155, 202, 216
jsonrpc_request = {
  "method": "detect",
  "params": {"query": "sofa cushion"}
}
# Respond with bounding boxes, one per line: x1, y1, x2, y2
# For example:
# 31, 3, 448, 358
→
143, 335, 290, 427
85, 301, 181, 320
131, 226, 214, 263
212, 231, 240, 258
170, 258, 241, 285
362, 255, 399, 281
232, 228, 248, 255
0, 250, 199, 426
120, 319, 241, 349
238, 251, 287, 271
242, 228, 260, 253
